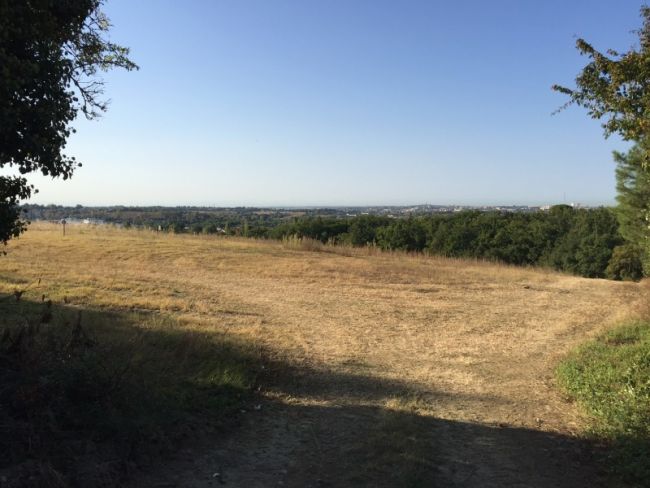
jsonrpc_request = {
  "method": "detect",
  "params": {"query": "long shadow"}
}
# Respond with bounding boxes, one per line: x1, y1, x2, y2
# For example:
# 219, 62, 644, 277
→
0, 296, 262, 487
0, 295, 611, 488
200, 363, 611, 488
257, 403, 607, 488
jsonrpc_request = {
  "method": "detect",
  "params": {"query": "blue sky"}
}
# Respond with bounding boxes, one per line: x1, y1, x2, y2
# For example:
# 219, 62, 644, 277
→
28, 0, 646, 206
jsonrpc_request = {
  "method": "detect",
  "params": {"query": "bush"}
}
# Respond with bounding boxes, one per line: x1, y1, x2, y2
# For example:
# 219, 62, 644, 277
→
281, 234, 325, 252
202, 222, 218, 234
606, 245, 644, 281
557, 320, 650, 484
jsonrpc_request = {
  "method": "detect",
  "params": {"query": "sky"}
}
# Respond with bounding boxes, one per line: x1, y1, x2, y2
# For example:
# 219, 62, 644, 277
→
25, 0, 648, 206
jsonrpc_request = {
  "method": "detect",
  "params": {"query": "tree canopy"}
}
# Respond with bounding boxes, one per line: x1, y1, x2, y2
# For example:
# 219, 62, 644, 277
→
612, 144, 650, 273
0, 0, 136, 246
554, 6, 650, 276
552, 7, 650, 146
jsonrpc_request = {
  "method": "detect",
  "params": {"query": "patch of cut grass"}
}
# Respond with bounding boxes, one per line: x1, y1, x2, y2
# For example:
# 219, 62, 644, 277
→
557, 320, 650, 485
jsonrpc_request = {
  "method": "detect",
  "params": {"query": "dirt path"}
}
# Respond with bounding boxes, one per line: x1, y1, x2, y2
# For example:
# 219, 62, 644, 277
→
130, 245, 641, 487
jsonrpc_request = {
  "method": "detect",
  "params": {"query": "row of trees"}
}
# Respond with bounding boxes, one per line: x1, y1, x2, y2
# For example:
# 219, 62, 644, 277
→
266, 207, 638, 280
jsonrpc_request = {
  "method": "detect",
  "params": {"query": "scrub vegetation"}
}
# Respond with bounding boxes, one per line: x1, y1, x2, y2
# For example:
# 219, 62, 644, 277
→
557, 286, 650, 485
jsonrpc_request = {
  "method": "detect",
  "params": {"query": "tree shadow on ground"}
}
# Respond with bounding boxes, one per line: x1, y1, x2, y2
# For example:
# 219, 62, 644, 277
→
196, 360, 612, 488
0, 296, 262, 487
259, 403, 607, 488
0, 295, 612, 488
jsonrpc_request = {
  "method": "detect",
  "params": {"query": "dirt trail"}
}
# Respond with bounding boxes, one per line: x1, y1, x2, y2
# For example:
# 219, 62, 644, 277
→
130, 245, 641, 487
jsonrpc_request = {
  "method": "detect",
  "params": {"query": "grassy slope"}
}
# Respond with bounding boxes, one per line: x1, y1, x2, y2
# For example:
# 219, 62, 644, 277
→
1, 302, 260, 487
0, 223, 644, 486
557, 312, 650, 486
0, 226, 263, 486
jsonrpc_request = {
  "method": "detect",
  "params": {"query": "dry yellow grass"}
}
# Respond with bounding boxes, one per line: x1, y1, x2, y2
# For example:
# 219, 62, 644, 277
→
1, 222, 644, 487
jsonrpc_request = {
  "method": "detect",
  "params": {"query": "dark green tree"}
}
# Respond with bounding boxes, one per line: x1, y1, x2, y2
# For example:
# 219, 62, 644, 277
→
0, 0, 137, 246
202, 222, 218, 235
613, 144, 650, 272
606, 244, 644, 281
347, 215, 390, 246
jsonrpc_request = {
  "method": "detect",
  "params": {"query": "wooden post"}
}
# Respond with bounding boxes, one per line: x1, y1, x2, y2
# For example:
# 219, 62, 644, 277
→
61, 219, 66, 236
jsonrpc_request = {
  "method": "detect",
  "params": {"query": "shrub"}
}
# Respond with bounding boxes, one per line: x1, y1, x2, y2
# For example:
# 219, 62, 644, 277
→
281, 234, 324, 252
557, 320, 650, 484
606, 245, 644, 281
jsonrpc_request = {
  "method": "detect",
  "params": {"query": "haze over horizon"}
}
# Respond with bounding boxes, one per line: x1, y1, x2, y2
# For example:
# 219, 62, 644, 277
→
18, 0, 644, 207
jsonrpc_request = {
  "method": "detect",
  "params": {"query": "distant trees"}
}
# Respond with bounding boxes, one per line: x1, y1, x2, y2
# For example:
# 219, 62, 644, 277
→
0, 0, 136, 246
202, 222, 218, 235
270, 216, 351, 243
415, 208, 622, 278
267, 207, 625, 279
346, 216, 390, 246
376, 218, 427, 252
539, 208, 622, 278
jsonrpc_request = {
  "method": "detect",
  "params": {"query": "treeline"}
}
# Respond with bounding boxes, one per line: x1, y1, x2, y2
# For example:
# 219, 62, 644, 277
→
21, 204, 298, 233
23, 204, 642, 280
268, 206, 639, 280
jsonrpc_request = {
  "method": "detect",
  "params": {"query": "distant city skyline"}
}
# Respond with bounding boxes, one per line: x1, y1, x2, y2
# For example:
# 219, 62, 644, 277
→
16, 0, 643, 207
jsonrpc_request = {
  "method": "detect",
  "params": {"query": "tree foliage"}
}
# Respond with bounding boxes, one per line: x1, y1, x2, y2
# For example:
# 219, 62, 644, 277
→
613, 144, 650, 272
553, 6, 650, 277
0, 0, 136, 246
552, 7, 650, 145
605, 244, 644, 281
270, 208, 624, 279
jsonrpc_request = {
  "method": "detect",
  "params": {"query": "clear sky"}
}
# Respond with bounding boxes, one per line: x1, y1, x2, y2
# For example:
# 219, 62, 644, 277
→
26, 0, 647, 206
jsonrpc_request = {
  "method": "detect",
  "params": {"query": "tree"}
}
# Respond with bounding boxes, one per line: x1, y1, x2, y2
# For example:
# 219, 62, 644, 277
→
347, 215, 389, 246
552, 7, 650, 147
202, 222, 218, 235
553, 6, 650, 276
606, 244, 644, 281
613, 144, 650, 272
0, 0, 137, 246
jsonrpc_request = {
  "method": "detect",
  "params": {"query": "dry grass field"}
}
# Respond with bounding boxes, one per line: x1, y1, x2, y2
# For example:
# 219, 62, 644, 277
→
1, 223, 645, 487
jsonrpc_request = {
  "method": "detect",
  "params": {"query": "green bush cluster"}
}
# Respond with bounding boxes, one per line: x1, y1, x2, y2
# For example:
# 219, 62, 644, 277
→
605, 245, 645, 281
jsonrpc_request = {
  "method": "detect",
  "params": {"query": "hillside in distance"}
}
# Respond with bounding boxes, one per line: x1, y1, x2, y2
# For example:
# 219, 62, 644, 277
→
0, 223, 643, 487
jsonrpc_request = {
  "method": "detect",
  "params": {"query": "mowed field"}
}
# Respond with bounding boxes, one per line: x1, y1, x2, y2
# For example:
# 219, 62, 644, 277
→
1, 223, 644, 487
